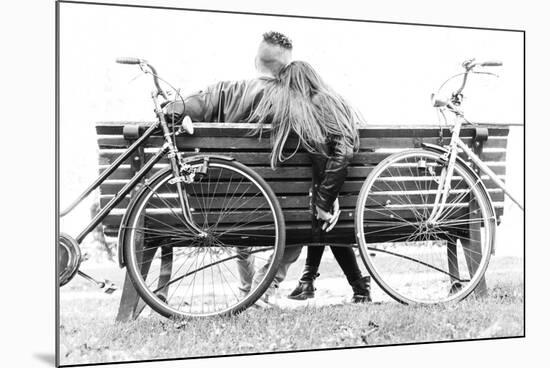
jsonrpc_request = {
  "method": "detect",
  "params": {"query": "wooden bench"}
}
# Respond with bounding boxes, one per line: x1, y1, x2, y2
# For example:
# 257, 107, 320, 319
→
95, 122, 510, 321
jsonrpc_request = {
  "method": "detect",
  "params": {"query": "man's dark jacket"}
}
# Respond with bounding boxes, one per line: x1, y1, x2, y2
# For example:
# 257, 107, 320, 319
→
164, 78, 354, 212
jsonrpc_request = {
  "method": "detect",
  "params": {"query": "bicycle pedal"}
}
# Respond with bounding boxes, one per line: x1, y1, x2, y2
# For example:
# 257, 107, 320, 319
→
448, 281, 463, 296
100, 280, 117, 294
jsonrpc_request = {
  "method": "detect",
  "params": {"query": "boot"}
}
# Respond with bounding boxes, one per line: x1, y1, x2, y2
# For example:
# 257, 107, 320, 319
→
287, 265, 320, 300
350, 276, 372, 303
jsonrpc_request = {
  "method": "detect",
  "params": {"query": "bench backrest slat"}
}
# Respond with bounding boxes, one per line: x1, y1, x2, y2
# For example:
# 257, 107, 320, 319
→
96, 122, 510, 243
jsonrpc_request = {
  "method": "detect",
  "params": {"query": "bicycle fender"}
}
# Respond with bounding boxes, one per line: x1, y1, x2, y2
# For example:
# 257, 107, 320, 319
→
116, 155, 236, 268
117, 208, 130, 267
116, 167, 172, 268
421, 143, 451, 157
181, 154, 235, 163
421, 143, 497, 221
421, 143, 477, 176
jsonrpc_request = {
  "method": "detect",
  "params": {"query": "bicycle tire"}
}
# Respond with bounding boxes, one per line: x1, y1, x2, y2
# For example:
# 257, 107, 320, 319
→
122, 158, 285, 318
355, 149, 496, 304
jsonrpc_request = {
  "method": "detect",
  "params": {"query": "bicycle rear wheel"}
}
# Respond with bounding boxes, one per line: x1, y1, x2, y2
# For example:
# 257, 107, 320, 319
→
355, 149, 496, 304
123, 158, 285, 318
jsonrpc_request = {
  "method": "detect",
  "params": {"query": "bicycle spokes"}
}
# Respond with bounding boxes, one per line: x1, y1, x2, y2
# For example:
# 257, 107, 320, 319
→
124, 160, 284, 318
356, 149, 495, 304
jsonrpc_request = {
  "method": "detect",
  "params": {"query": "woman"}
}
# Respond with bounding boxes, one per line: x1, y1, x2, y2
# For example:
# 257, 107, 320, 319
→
248, 61, 371, 303
165, 61, 371, 303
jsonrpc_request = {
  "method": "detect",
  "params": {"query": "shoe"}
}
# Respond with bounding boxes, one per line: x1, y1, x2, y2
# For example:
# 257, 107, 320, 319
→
253, 296, 273, 309
287, 280, 316, 300
253, 289, 277, 309
288, 265, 320, 300
350, 276, 372, 303
449, 281, 463, 296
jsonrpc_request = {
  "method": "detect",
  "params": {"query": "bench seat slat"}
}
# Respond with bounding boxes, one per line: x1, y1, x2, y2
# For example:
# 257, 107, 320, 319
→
99, 162, 507, 179
100, 189, 504, 209
99, 177, 506, 196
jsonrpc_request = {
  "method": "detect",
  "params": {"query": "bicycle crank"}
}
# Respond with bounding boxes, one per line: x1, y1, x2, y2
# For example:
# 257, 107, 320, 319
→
77, 270, 117, 294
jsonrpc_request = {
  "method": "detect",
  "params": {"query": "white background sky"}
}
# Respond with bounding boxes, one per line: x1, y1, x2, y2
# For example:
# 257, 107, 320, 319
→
59, 3, 523, 124
59, 2, 524, 254
4, 1, 549, 368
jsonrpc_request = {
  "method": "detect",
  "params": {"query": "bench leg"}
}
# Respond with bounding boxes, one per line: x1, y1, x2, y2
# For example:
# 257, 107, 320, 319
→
115, 236, 156, 322
447, 233, 487, 298
132, 244, 174, 318
156, 245, 173, 301
129, 245, 157, 320
116, 147, 151, 322
116, 272, 141, 322
446, 239, 460, 283
462, 218, 488, 298
447, 211, 488, 299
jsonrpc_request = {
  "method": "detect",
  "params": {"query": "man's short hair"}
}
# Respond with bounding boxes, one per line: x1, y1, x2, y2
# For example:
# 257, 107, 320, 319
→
262, 31, 293, 50
256, 31, 293, 76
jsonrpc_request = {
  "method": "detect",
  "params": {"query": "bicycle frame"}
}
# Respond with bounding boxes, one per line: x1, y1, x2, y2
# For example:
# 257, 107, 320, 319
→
457, 137, 523, 210
427, 60, 524, 221
428, 114, 523, 223
61, 91, 205, 246
61, 119, 165, 243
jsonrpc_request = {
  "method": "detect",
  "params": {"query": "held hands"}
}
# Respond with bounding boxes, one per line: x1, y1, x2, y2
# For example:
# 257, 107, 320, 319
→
316, 198, 341, 232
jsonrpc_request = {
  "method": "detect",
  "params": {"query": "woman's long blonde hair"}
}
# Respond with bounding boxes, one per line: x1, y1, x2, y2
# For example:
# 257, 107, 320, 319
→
248, 61, 363, 169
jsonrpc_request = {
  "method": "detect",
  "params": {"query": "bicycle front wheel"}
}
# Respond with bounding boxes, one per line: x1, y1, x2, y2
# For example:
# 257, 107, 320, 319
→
355, 149, 496, 304
123, 158, 285, 318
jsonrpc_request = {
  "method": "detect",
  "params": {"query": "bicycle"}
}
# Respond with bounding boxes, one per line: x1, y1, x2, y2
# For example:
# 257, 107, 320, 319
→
59, 57, 285, 319
354, 59, 523, 304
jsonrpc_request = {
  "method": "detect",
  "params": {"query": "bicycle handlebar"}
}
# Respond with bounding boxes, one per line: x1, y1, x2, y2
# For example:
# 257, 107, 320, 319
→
433, 58, 503, 111
116, 57, 167, 99
479, 61, 503, 67
116, 57, 143, 65
454, 59, 503, 96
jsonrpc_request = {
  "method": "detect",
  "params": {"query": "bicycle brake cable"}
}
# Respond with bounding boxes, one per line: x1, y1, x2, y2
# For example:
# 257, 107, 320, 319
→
145, 68, 187, 138
146, 70, 186, 113
128, 72, 146, 83
471, 71, 500, 78
436, 72, 467, 94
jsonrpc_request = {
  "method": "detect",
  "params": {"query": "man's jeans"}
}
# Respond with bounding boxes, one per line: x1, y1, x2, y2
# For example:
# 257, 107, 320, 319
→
236, 245, 303, 297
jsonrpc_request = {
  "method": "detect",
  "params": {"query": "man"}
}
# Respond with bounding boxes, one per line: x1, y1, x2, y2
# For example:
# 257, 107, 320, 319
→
164, 31, 299, 303
234, 31, 295, 301
169, 31, 292, 123
167, 32, 357, 306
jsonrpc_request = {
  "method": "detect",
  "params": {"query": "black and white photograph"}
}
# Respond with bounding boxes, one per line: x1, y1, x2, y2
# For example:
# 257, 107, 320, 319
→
9, 1, 550, 368
55, 1, 526, 366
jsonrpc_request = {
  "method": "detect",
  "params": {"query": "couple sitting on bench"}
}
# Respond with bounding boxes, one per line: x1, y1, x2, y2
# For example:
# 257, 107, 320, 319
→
165, 31, 371, 305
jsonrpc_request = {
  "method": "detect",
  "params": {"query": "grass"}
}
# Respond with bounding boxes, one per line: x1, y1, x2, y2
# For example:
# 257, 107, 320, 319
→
59, 256, 524, 366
